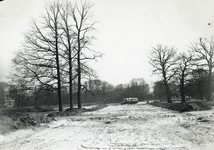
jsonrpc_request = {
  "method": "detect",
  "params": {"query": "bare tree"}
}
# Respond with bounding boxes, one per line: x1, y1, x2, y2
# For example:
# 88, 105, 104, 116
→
177, 52, 193, 103
69, 1, 102, 108
11, 2, 64, 111
59, 2, 76, 110
190, 37, 214, 101
149, 44, 178, 103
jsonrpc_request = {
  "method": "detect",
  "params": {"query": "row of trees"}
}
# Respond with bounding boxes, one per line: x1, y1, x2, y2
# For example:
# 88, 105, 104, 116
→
10, 1, 102, 111
1, 78, 151, 108
149, 37, 214, 103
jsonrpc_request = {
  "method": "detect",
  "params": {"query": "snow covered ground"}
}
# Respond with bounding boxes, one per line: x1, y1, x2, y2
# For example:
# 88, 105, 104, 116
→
1, 102, 214, 150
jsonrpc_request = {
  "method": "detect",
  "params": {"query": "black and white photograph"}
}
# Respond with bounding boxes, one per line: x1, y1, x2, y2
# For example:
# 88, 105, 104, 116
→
0, 0, 214, 149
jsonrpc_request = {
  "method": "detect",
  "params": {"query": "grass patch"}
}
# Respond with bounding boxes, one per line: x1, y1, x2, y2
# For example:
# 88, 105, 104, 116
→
150, 101, 212, 112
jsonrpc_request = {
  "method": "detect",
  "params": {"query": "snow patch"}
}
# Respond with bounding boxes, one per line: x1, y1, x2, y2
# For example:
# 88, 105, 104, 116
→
0, 135, 4, 143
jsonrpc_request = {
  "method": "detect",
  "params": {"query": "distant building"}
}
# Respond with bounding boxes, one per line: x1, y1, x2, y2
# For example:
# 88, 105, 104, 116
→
4, 86, 15, 107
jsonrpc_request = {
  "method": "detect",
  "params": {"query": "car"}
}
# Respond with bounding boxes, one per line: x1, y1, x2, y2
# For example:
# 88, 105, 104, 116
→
121, 98, 138, 105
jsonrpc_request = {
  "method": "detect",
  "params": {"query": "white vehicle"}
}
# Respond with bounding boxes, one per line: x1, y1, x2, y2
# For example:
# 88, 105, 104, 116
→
121, 98, 138, 105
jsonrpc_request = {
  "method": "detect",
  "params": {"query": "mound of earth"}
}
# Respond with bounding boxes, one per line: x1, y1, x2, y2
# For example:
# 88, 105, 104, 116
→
150, 101, 212, 112
0, 107, 55, 134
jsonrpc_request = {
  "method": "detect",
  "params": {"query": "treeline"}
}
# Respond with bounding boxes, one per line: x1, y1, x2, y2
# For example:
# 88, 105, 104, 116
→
153, 68, 208, 101
149, 38, 214, 103
0, 78, 151, 108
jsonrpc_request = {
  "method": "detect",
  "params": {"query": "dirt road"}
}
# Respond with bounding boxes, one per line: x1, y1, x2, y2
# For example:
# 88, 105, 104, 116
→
1, 102, 214, 150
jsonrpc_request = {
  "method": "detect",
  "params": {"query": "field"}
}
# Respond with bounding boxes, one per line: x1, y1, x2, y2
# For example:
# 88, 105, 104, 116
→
0, 102, 214, 150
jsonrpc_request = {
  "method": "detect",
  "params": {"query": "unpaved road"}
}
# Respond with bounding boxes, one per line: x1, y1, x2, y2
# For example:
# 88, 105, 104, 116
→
1, 102, 214, 150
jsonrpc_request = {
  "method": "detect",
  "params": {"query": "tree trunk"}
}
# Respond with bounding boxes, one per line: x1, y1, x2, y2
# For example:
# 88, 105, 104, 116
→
77, 27, 82, 109
56, 51, 63, 111
55, 10, 63, 111
163, 72, 172, 103
207, 66, 213, 101
198, 83, 203, 100
55, 23, 63, 111
69, 51, 73, 109
63, 14, 73, 110
77, 51, 81, 108
35, 86, 38, 107
165, 83, 172, 103
180, 73, 185, 103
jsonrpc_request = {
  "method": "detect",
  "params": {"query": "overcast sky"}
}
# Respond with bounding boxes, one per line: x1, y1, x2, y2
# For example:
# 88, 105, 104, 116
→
1, 0, 214, 86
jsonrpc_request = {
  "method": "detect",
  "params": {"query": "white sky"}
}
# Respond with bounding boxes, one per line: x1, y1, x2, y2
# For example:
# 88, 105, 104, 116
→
1, 0, 214, 87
